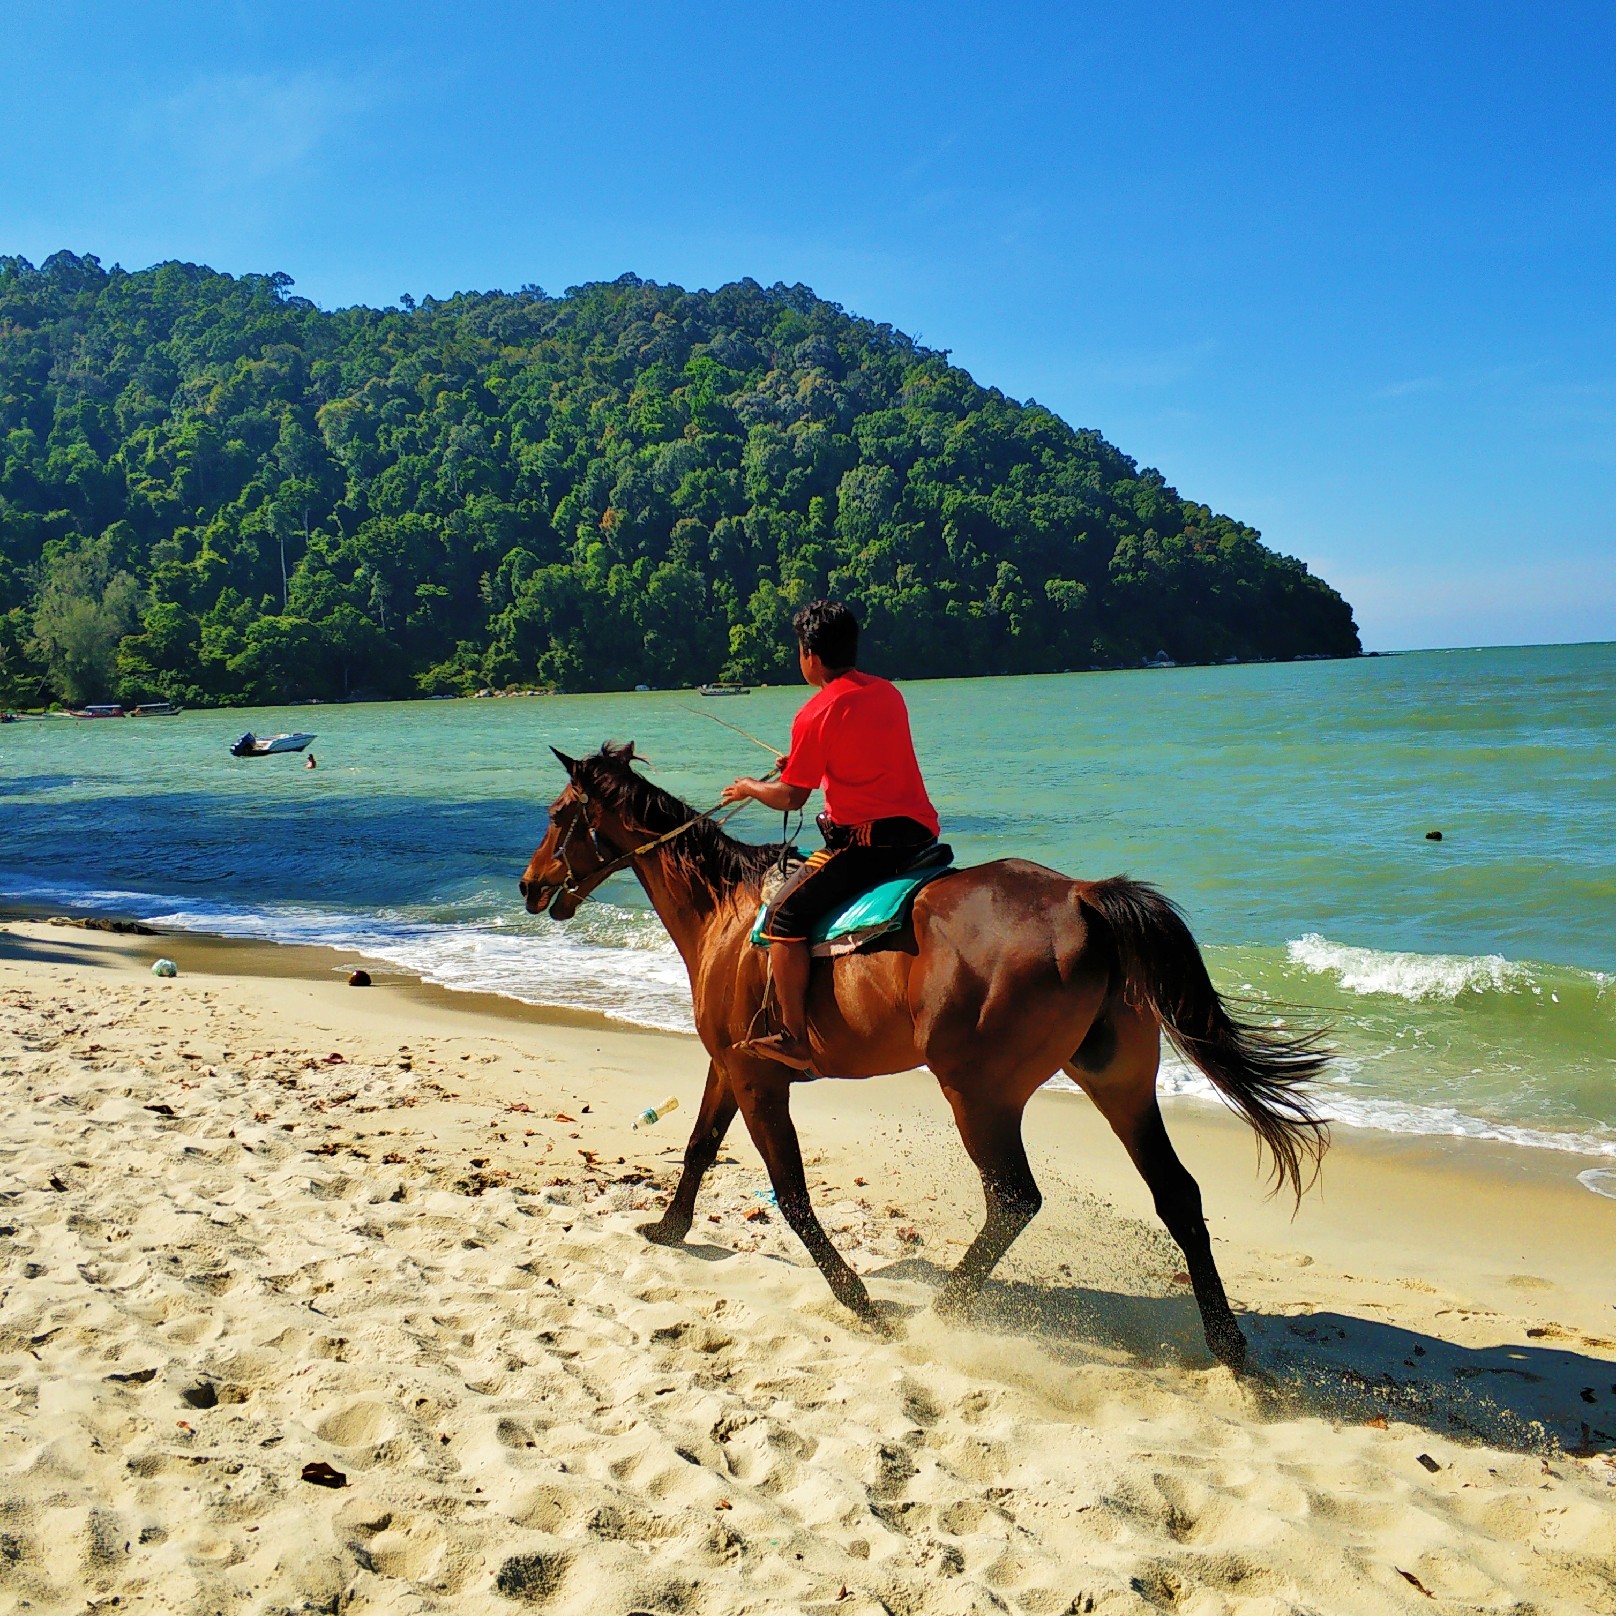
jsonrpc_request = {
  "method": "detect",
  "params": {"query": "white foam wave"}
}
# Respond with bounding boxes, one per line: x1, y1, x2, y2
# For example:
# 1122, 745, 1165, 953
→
1047, 1049, 1616, 1161
149, 900, 697, 1034
1, 872, 696, 1033
1286, 932, 1537, 1001
10, 872, 1613, 1162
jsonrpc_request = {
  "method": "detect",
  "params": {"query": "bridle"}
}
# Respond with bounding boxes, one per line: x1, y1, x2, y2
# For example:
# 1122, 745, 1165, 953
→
539, 780, 747, 910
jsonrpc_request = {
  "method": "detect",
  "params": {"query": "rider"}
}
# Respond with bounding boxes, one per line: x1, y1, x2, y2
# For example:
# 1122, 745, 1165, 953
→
720, 600, 940, 1068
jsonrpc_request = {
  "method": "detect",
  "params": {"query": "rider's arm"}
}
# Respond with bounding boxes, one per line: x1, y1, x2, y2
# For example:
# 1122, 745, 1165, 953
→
720, 776, 810, 812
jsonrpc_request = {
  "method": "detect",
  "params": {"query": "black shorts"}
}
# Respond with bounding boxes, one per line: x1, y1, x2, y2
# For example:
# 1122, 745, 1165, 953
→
760, 817, 935, 943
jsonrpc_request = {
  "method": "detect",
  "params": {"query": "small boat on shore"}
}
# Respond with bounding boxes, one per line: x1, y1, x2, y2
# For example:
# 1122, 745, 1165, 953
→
131, 702, 182, 717
697, 682, 751, 697
230, 731, 316, 758
67, 704, 126, 718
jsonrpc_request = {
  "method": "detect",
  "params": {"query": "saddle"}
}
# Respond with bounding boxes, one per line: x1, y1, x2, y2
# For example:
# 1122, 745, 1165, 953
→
749, 843, 955, 958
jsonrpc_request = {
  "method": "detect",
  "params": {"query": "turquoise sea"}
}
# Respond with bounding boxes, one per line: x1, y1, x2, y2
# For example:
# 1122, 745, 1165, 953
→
3, 643, 1613, 1177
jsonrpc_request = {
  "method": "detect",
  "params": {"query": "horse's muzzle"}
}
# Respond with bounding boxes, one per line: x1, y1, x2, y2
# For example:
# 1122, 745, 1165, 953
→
518, 877, 577, 920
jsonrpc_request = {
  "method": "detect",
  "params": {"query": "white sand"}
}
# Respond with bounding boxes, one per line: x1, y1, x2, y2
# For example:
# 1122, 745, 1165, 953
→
2, 917, 1614, 1613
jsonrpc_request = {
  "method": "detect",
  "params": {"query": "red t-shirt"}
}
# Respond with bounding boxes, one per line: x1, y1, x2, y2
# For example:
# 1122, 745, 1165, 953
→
780, 670, 939, 836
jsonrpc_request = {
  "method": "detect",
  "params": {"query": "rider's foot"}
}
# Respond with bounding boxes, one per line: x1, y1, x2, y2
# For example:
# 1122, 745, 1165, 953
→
736, 1031, 815, 1070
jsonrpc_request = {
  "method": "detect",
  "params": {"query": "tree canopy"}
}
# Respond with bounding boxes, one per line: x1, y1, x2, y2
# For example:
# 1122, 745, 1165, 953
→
0, 251, 1359, 706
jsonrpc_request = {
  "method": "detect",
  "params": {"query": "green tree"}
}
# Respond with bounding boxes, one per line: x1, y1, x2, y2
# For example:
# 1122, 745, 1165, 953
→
29, 535, 145, 704
0, 254, 1359, 704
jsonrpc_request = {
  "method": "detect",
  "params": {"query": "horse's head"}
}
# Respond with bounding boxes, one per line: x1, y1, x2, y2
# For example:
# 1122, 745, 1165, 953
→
518, 744, 641, 920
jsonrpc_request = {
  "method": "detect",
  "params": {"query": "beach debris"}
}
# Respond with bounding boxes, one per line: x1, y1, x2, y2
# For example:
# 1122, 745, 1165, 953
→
324, 1052, 346, 1064
300, 1460, 347, 1488
745, 1206, 770, 1223
1415, 1453, 1441, 1473
1395, 1567, 1434, 1597
105, 1367, 159, 1384
1424, 830, 1443, 841
347, 968, 371, 987
143, 1102, 177, 1117
151, 958, 178, 977
632, 1095, 680, 1130
555, 1112, 576, 1123
49, 914, 157, 934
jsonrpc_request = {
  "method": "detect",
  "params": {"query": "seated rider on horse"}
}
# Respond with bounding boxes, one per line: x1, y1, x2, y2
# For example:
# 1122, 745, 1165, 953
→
720, 599, 940, 1069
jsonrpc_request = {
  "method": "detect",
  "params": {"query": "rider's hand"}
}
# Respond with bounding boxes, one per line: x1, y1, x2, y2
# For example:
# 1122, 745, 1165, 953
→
720, 777, 755, 805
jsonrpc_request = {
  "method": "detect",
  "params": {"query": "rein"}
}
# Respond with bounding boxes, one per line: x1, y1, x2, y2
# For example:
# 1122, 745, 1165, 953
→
551, 784, 754, 907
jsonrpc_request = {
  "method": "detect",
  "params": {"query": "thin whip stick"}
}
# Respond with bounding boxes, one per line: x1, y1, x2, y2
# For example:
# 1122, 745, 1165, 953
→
679, 704, 782, 759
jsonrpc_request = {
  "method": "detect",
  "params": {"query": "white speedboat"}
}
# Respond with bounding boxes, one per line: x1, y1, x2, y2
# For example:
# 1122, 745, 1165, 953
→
230, 731, 316, 757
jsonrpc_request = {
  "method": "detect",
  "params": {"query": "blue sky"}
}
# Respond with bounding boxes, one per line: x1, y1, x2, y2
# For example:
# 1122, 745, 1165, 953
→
4, 1, 1612, 651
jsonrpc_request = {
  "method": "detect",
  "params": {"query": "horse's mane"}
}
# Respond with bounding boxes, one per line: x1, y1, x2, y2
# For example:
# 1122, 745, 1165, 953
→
574, 742, 787, 908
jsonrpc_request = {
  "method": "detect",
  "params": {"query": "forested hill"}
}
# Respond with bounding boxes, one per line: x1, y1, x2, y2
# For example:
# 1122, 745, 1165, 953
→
0, 251, 1359, 707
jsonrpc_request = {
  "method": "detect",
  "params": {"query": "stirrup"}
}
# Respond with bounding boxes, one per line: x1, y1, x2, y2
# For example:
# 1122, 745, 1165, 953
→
735, 1031, 815, 1071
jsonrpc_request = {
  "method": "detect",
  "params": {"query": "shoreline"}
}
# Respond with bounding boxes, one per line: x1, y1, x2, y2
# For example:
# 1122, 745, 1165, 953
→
3, 913, 1614, 1611
8, 897, 1615, 1170
5, 909, 1614, 1331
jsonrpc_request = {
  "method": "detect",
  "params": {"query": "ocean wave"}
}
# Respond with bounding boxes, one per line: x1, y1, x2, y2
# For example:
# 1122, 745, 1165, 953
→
1047, 1051, 1616, 1160
1285, 933, 1541, 1001
148, 899, 697, 1034
1, 872, 696, 1034
8, 872, 1612, 1160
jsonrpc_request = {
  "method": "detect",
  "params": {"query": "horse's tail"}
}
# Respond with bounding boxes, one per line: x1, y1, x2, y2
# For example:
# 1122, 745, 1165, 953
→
1078, 876, 1330, 1203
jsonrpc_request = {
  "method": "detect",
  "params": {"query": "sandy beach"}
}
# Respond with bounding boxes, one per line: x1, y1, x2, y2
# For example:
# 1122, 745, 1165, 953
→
2, 915, 1613, 1614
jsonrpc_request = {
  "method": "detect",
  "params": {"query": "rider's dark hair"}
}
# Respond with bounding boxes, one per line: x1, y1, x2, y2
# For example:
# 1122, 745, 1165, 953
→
792, 600, 859, 668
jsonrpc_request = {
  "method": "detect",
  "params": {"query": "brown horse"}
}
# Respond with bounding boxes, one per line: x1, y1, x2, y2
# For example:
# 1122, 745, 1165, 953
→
520, 743, 1328, 1370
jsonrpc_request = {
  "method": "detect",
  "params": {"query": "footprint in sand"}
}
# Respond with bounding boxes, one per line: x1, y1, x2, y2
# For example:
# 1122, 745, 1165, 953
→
314, 1398, 405, 1461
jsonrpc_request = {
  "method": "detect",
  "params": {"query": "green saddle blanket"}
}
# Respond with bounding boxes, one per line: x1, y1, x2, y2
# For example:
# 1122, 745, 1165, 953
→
749, 861, 954, 956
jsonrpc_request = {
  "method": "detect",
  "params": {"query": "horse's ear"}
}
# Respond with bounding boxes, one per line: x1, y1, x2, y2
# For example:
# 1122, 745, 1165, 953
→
550, 746, 578, 775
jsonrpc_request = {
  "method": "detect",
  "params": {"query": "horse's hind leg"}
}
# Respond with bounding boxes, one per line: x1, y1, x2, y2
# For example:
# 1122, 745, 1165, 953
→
641, 1060, 736, 1246
1068, 1014, 1247, 1370
932, 1091, 1042, 1316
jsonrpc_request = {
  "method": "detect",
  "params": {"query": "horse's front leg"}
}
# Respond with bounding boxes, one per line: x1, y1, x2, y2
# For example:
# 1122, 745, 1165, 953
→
641, 1060, 736, 1246
730, 1061, 882, 1327
932, 1089, 1043, 1315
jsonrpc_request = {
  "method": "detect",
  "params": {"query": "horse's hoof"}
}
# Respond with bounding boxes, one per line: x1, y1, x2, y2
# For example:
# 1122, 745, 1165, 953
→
638, 1219, 688, 1248
843, 1297, 891, 1336
833, 1281, 880, 1325
1207, 1321, 1248, 1374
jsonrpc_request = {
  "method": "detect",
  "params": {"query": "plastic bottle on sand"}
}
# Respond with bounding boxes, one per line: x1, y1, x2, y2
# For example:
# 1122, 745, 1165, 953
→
632, 1095, 680, 1130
